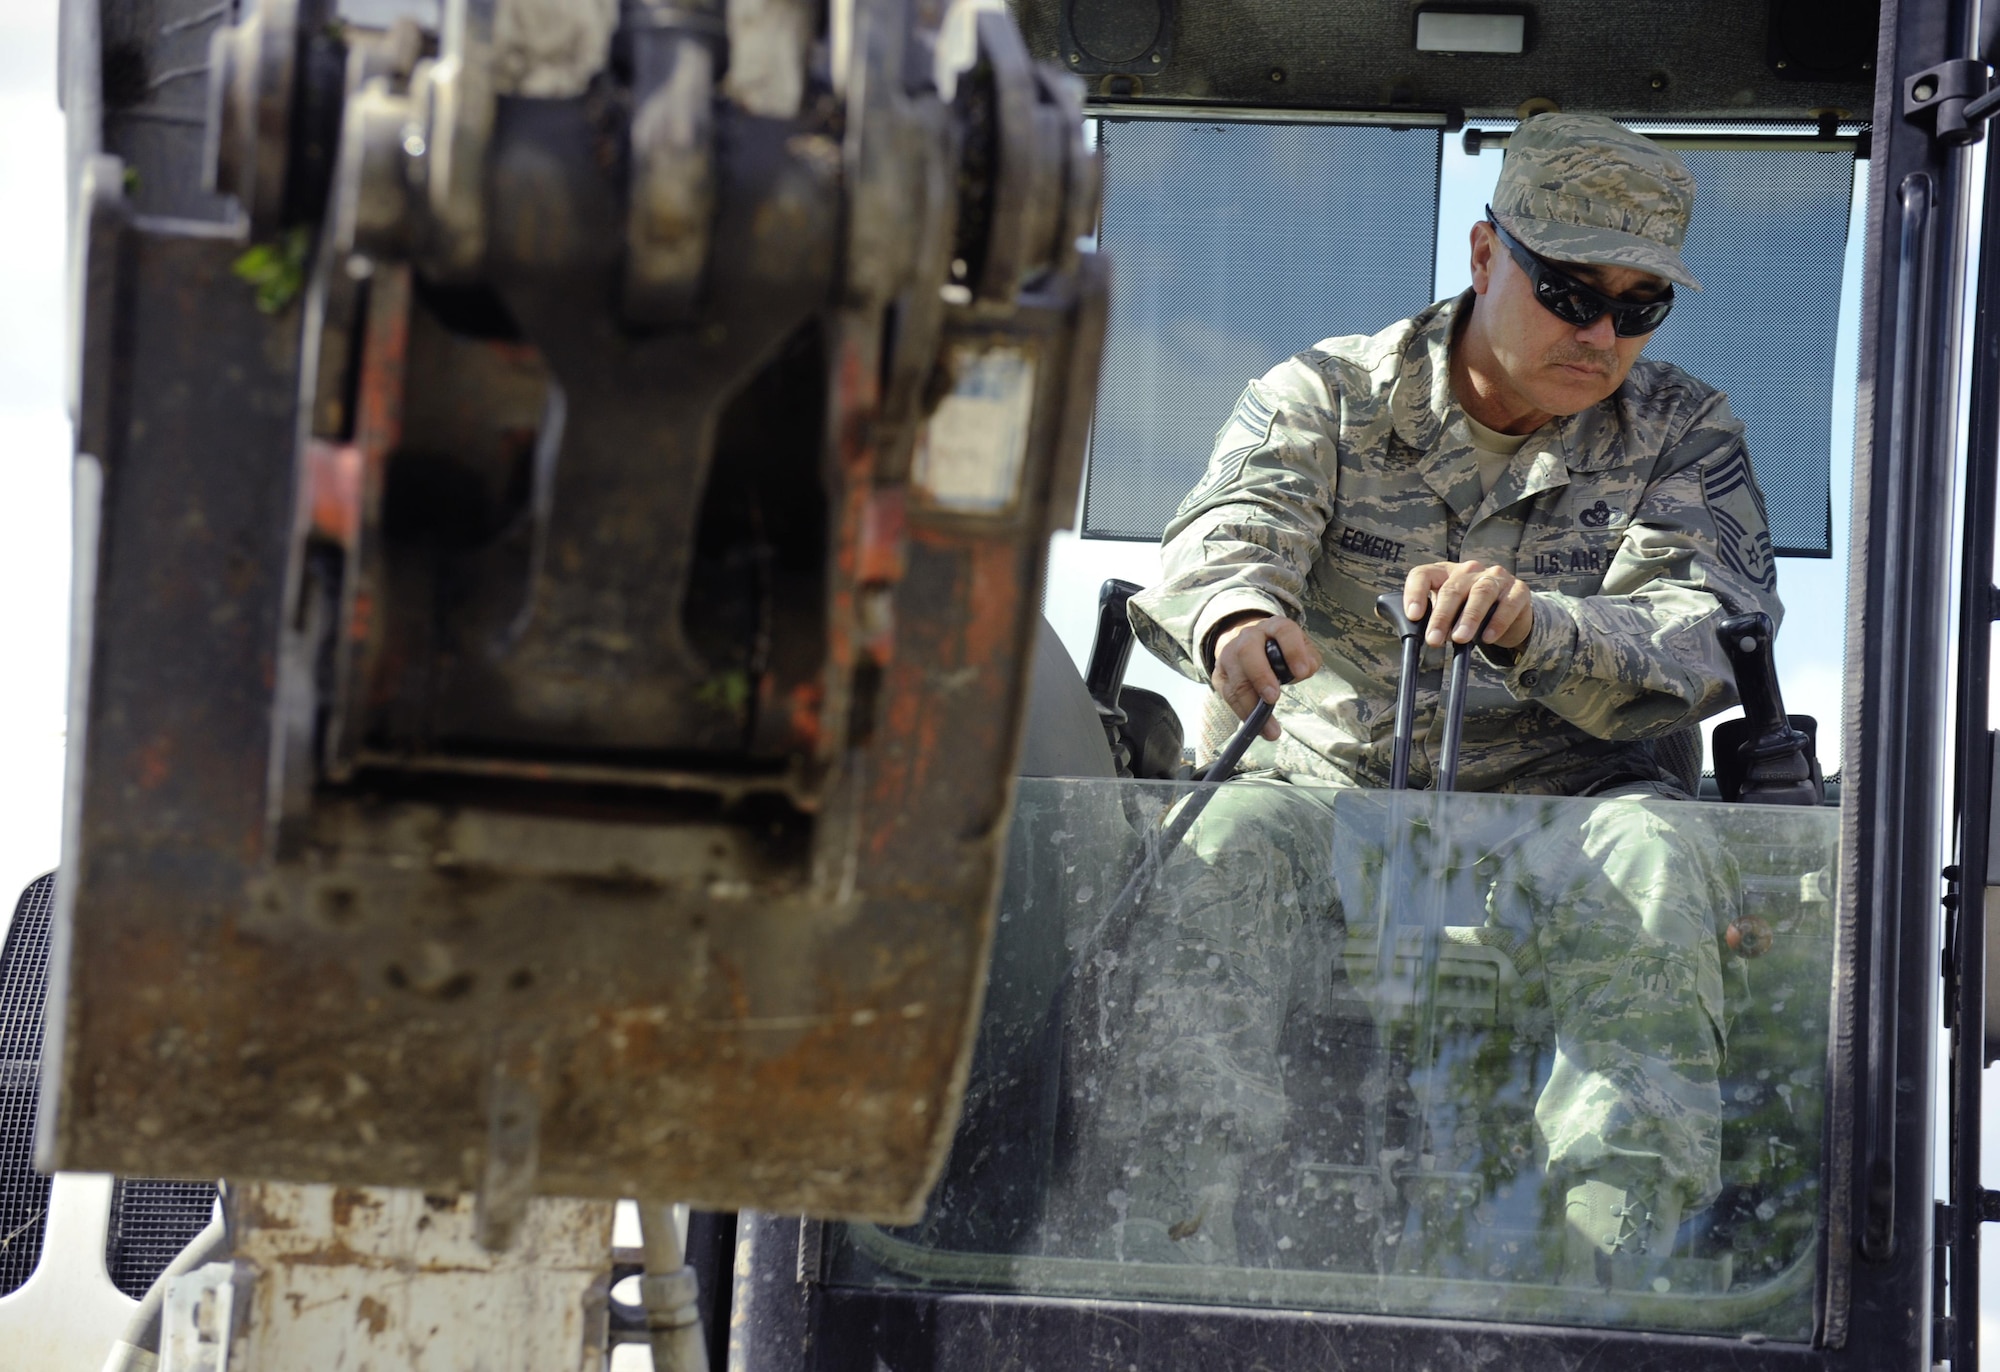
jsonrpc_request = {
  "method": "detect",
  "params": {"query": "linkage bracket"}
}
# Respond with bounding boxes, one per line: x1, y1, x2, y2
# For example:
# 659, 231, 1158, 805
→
1904, 58, 1997, 146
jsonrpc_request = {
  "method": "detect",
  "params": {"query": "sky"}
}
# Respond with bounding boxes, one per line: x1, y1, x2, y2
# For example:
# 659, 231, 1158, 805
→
0, 0, 1992, 1354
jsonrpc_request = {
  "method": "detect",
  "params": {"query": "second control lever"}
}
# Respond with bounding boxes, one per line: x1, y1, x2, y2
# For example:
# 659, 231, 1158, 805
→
1713, 612, 1822, 806
1375, 592, 1495, 791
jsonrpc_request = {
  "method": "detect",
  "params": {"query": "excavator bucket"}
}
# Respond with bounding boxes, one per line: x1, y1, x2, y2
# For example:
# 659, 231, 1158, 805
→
40, 0, 1106, 1230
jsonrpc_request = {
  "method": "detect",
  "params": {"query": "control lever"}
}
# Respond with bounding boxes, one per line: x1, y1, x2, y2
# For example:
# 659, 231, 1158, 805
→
1438, 603, 1496, 793
1375, 594, 1424, 790
1198, 636, 1296, 786
1083, 579, 1142, 774
1712, 613, 1822, 806
1374, 593, 1495, 792
1367, 591, 1490, 1247
1068, 637, 1294, 976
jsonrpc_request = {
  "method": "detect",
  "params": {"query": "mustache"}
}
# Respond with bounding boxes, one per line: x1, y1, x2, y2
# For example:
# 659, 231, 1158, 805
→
1545, 342, 1618, 372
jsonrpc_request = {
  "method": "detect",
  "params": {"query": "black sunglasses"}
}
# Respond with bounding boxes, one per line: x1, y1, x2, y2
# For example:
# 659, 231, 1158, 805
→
1485, 208, 1674, 338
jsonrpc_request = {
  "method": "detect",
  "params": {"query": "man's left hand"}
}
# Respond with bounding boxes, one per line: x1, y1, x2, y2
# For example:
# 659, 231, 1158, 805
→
1403, 561, 1535, 651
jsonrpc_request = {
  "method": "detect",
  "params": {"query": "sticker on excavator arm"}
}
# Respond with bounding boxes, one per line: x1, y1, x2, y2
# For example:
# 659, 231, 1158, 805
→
914, 344, 1039, 512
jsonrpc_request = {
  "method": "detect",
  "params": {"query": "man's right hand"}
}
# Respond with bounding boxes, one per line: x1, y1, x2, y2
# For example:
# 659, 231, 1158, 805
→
1210, 614, 1322, 741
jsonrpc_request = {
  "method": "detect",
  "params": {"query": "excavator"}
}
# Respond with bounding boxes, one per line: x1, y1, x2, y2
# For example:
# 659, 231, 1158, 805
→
0, 0, 1993, 1368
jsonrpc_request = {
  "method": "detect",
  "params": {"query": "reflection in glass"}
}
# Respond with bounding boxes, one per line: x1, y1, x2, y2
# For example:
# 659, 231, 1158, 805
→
829, 778, 1836, 1340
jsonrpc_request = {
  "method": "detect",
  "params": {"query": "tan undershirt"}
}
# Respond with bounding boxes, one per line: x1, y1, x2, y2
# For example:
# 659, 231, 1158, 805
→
1463, 411, 1531, 498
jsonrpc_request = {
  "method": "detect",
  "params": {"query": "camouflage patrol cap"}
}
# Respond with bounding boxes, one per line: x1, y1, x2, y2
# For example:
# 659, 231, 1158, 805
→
1492, 113, 1701, 290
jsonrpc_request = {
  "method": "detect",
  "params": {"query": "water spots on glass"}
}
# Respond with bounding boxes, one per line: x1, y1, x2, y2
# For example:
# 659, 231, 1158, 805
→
834, 779, 1837, 1340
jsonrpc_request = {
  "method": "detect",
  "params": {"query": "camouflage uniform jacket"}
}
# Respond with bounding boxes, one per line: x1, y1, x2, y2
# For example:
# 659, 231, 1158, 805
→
1128, 292, 1785, 795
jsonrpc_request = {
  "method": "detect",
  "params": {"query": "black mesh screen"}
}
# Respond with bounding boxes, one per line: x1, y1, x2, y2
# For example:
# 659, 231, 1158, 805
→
1081, 120, 1443, 540
106, 1178, 220, 1299
1645, 145, 1856, 556
1078, 125, 1853, 557
0, 875, 55, 1296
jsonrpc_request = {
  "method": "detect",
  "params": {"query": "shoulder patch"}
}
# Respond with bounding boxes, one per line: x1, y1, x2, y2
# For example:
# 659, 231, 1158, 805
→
1701, 446, 1777, 592
1179, 386, 1279, 512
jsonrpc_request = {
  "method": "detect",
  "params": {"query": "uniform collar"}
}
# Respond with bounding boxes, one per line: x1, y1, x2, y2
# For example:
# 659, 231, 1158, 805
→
1388, 294, 1466, 454
1390, 290, 1634, 483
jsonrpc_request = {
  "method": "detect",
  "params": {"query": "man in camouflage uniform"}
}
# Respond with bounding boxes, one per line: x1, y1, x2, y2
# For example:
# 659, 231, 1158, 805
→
1110, 114, 1781, 1281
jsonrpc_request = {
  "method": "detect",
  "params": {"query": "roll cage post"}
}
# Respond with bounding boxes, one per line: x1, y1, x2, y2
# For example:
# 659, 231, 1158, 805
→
1942, 5, 2000, 1371
1863, 0, 1987, 1366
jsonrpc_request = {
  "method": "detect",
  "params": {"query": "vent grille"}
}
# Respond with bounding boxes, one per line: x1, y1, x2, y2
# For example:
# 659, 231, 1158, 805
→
106, 1178, 219, 1299
0, 874, 55, 1296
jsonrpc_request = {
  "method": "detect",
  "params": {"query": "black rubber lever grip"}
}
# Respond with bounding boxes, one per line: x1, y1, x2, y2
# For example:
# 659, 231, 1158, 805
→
1266, 634, 1298, 684
1198, 637, 1296, 785
1374, 591, 1495, 792
1373, 592, 1425, 642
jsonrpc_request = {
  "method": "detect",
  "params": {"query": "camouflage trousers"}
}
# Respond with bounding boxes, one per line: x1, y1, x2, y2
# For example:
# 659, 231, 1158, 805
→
1059, 776, 1735, 1265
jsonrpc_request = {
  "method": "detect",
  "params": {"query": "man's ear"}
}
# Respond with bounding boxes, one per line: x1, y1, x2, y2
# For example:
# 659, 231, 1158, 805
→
1468, 221, 1497, 296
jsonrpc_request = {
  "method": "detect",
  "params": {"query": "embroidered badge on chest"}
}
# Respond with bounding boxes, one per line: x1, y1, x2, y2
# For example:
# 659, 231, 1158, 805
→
1530, 548, 1610, 577
1578, 500, 1617, 528
1336, 525, 1408, 563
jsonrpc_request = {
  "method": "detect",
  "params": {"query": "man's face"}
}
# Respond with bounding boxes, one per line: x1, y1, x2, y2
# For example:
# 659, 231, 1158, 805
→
1466, 221, 1669, 417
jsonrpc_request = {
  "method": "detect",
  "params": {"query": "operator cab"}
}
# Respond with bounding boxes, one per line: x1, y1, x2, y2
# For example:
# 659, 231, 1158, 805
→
784, 0, 1872, 1361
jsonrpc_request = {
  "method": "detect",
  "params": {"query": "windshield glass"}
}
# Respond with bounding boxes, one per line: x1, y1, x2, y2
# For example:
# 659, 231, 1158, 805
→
828, 776, 1836, 1340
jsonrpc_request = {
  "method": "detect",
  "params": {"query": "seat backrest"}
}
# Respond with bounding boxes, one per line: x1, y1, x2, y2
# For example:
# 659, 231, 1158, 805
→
1654, 726, 1704, 797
